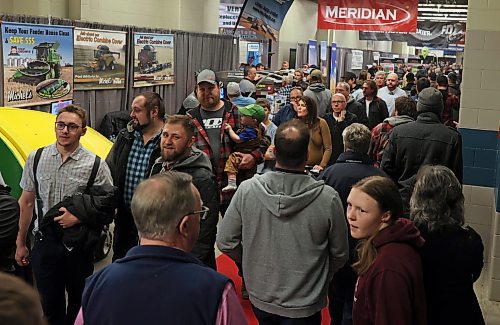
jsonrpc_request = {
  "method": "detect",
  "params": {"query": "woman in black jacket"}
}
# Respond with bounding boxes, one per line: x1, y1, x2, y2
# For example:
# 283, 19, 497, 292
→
410, 165, 485, 325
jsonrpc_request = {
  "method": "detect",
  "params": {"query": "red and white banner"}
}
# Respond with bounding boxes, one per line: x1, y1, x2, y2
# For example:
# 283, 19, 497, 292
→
318, 0, 418, 33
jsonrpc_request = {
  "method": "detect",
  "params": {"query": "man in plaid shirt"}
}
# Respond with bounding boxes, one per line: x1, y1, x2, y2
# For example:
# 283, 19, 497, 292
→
368, 96, 417, 167
106, 92, 165, 260
187, 70, 268, 211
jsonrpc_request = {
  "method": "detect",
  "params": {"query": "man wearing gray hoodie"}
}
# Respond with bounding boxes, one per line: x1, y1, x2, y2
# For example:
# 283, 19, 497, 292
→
304, 69, 332, 118
217, 120, 348, 323
149, 115, 219, 269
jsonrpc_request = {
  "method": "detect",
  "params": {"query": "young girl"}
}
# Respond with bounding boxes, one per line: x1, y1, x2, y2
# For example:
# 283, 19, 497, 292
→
347, 176, 427, 325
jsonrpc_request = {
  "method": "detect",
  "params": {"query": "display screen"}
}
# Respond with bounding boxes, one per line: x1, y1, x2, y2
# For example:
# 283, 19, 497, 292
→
220, 87, 225, 99
51, 99, 73, 115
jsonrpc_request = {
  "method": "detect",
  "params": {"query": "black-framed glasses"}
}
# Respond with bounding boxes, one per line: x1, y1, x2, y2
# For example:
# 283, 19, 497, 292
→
185, 206, 210, 221
332, 100, 346, 104
55, 122, 81, 132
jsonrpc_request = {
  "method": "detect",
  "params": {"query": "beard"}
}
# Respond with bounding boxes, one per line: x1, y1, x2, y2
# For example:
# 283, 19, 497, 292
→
132, 116, 152, 131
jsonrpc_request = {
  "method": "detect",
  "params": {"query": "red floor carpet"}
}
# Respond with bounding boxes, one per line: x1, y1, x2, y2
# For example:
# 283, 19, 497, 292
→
216, 254, 332, 324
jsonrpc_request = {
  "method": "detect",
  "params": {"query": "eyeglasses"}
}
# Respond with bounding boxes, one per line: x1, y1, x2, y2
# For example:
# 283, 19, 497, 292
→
290, 96, 302, 101
55, 122, 82, 132
332, 100, 346, 104
185, 206, 210, 221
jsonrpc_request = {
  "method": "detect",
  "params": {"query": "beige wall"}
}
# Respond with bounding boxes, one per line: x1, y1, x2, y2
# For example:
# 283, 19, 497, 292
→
462, 0, 500, 302
0, 0, 68, 17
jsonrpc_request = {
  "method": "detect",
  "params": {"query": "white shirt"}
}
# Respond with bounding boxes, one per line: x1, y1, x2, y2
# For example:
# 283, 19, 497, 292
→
377, 86, 407, 116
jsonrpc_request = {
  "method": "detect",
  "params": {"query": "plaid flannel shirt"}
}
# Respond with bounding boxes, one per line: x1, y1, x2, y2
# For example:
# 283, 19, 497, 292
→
368, 121, 394, 168
442, 93, 460, 128
278, 85, 293, 105
187, 100, 268, 204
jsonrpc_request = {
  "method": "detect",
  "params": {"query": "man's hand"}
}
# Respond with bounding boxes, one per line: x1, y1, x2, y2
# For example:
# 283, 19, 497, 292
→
15, 244, 30, 266
54, 207, 81, 229
236, 153, 256, 170
225, 123, 232, 132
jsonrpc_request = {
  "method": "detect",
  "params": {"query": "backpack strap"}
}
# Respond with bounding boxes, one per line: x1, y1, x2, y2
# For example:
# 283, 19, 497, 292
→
84, 155, 101, 194
33, 147, 45, 220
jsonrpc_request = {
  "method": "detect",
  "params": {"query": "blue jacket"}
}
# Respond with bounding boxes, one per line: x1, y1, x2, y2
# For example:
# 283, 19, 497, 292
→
272, 104, 296, 126
81, 245, 229, 325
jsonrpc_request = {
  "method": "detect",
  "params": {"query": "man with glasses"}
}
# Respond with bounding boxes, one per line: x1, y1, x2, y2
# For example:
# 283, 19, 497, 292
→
272, 87, 302, 126
324, 93, 358, 165
148, 115, 219, 269
15, 105, 113, 325
78, 172, 246, 324
106, 92, 165, 261
335, 81, 368, 127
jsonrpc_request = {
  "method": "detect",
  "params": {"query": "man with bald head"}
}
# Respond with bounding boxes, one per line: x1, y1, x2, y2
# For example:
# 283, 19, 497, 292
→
335, 82, 368, 127
325, 93, 358, 165
377, 72, 407, 116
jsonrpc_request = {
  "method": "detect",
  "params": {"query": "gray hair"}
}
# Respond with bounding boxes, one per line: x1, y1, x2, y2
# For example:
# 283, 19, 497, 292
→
342, 123, 371, 154
375, 71, 386, 78
131, 172, 195, 240
410, 165, 464, 232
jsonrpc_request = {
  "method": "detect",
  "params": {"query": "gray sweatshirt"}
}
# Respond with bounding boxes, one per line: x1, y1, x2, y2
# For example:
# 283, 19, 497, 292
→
217, 170, 348, 318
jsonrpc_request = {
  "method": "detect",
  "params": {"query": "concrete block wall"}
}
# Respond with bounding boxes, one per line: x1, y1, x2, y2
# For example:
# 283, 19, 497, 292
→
462, 0, 500, 302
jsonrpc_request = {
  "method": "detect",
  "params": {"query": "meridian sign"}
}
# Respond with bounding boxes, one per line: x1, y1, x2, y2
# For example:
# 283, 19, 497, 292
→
318, 0, 418, 33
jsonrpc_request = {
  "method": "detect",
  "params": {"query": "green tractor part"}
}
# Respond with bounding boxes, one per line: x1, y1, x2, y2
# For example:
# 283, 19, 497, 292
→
9, 42, 62, 85
84, 45, 121, 72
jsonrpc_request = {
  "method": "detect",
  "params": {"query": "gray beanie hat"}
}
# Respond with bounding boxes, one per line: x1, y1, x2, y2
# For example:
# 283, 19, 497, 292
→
417, 87, 443, 115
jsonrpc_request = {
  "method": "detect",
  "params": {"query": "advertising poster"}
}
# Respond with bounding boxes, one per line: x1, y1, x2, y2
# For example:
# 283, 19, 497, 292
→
246, 42, 261, 65
359, 21, 466, 47
318, 0, 418, 33
238, 0, 294, 41
351, 50, 364, 70
308, 39, 318, 67
329, 42, 337, 92
133, 33, 174, 87
2, 22, 73, 107
74, 28, 127, 90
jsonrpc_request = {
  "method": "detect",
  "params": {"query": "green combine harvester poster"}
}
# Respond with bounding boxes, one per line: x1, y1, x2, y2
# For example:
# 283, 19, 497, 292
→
2, 22, 73, 107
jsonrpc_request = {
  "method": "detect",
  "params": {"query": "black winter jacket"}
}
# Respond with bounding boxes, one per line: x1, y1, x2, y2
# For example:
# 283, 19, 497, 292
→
345, 97, 368, 127
324, 111, 358, 166
0, 185, 19, 271
105, 123, 161, 216
381, 112, 463, 214
149, 148, 220, 269
40, 184, 118, 251
357, 96, 389, 130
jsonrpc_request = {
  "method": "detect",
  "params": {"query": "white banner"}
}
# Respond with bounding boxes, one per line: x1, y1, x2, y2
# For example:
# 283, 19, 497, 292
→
351, 50, 364, 70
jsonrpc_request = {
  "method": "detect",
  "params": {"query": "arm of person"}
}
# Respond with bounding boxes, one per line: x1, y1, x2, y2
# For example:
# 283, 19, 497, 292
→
379, 100, 389, 120
317, 118, 332, 170
216, 282, 248, 325
369, 271, 419, 325
239, 131, 269, 170
225, 123, 244, 143
216, 189, 243, 264
328, 193, 349, 280
15, 190, 36, 266
380, 132, 398, 181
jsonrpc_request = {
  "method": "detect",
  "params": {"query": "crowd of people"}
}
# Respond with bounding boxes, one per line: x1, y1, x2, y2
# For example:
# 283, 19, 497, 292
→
0, 60, 486, 325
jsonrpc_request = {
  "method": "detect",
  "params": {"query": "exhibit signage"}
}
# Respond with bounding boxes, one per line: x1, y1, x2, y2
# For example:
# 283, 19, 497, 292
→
317, 0, 418, 33
219, 2, 263, 40
329, 42, 337, 92
237, 0, 294, 41
133, 33, 174, 87
351, 50, 364, 70
308, 39, 318, 67
359, 21, 466, 47
2, 22, 74, 107
73, 28, 127, 90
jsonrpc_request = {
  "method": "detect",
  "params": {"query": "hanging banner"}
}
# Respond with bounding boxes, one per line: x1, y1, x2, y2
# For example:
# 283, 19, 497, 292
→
320, 41, 328, 77
2, 22, 73, 107
237, 0, 294, 41
219, 2, 263, 41
317, 0, 418, 33
133, 33, 174, 87
73, 28, 127, 90
351, 50, 364, 70
359, 21, 466, 47
308, 39, 318, 67
329, 42, 337, 92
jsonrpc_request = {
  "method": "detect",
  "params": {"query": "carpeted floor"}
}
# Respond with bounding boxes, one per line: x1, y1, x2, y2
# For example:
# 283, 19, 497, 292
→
216, 254, 332, 324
